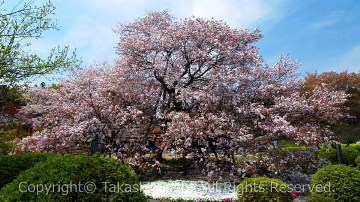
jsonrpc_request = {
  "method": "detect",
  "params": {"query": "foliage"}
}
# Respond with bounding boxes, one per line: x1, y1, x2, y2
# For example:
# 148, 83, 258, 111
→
48, 83, 63, 90
301, 194, 335, 202
0, 85, 28, 107
0, 0, 79, 86
0, 154, 147, 201
0, 0, 79, 139
237, 177, 292, 202
0, 141, 13, 155
310, 165, 360, 202
338, 146, 359, 166
355, 155, 360, 169
348, 143, 360, 152
303, 72, 360, 144
279, 140, 308, 152
0, 128, 31, 155
0, 152, 50, 188
318, 145, 360, 166
0, 86, 27, 127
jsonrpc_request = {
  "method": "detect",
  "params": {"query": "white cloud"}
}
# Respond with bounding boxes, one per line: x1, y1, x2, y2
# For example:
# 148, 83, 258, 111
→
336, 45, 360, 73
311, 11, 343, 29
311, 18, 337, 29
29, 16, 118, 65
36, 0, 288, 67
63, 17, 118, 63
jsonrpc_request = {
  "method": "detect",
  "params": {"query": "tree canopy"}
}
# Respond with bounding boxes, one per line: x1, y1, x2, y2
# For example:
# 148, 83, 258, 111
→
15, 11, 348, 177
304, 71, 360, 143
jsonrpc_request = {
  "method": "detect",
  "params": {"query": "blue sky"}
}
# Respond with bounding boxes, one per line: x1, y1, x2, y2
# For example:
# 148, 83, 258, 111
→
4, 0, 360, 84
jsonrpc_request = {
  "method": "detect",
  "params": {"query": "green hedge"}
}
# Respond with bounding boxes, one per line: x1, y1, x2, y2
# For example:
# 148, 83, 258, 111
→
311, 165, 360, 201
0, 155, 148, 202
237, 177, 292, 202
0, 153, 50, 188
318, 146, 360, 166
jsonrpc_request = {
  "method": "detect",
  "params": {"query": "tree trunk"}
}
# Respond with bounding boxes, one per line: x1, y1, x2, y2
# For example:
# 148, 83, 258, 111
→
90, 135, 99, 155
155, 148, 163, 162
208, 139, 219, 163
336, 143, 343, 164
181, 152, 188, 176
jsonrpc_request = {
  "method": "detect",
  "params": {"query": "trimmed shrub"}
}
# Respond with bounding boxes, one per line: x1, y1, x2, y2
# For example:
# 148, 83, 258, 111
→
0, 155, 148, 202
0, 152, 50, 188
356, 155, 360, 169
318, 146, 360, 166
302, 194, 335, 202
237, 177, 292, 202
342, 146, 360, 165
349, 144, 360, 152
310, 165, 360, 201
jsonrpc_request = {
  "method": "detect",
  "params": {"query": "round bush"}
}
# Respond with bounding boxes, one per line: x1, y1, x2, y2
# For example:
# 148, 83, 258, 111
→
0, 152, 50, 188
318, 148, 334, 161
311, 165, 360, 201
0, 155, 147, 201
342, 146, 360, 165
303, 194, 335, 202
237, 177, 292, 202
319, 146, 360, 166
356, 155, 360, 169
349, 144, 360, 152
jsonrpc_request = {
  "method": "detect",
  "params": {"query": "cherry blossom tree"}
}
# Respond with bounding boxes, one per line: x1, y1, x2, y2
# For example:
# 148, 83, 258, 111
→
14, 63, 155, 157
15, 11, 347, 177
115, 11, 347, 175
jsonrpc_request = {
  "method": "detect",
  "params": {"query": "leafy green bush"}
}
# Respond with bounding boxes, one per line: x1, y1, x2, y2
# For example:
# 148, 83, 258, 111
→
349, 143, 360, 152
0, 141, 13, 155
237, 177, 292, 202
1, 129, 17, 155
340, 146, 360, 166
318, 146, 360, 166
310, 165, 360, 201
0, 155, 148, 201
0, 128, 31, 155
356, 155, 360, 169
279, 140, 308, 152
0, 152, 50, 188
301, 194, 336, 202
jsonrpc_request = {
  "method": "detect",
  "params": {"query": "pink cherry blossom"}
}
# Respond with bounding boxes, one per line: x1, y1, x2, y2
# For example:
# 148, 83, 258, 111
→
15, 11, 347, 175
